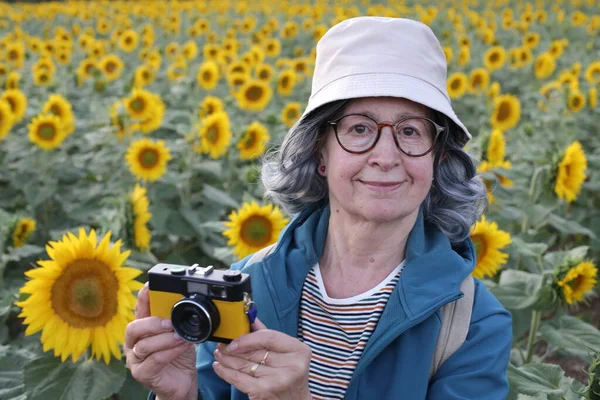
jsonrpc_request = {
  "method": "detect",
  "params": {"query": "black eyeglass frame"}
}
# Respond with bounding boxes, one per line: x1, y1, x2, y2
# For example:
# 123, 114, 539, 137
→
327, 113, 446, 157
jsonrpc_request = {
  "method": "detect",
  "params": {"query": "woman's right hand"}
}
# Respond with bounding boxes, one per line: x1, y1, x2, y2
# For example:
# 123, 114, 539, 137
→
124, 282, 198, 400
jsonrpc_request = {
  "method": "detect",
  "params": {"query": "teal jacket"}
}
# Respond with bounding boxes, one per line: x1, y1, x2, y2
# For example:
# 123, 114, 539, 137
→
165, 204, 512, 399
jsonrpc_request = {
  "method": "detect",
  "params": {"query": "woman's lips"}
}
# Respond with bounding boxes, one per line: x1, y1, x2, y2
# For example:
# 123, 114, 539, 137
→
360, 180, 404, 192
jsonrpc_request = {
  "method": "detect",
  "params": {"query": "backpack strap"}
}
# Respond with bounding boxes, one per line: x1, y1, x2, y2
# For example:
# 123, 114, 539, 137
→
246, 243, 277, 266
429, 275, 475, 380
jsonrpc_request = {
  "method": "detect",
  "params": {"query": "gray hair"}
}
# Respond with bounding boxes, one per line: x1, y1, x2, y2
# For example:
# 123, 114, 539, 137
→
261, 100, 487, 244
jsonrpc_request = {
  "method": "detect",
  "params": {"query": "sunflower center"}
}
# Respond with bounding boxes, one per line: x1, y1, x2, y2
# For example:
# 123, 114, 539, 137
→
567, 274, 584, 291
244, 131, 256, 148
496, 101, 511, 122
287, 108, 298, 119
9, 50, 18, 60
472, 75, 482, 87
281, 76, 290, 88
202, 71, 212, 81
50, 104, 63, 117
139, 148, 159, 168
39, 73, 48, 82
259, 70, 269, 79
572, 97, 581, 108
38, 123, 56, 140
471, 234, 487, 261
245, 85, 264, 101
51, 258, 118, 328
489, 52, 499, 63
451, 79, 461, 90
240, 215, 273, 247
5, 97, 17, 112
131, 98, 146, 112
207, 126, 219, 143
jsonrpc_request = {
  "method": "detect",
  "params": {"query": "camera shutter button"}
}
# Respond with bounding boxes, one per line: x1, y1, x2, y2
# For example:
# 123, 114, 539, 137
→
223, 270, 242, 282
170, 266, 186, 275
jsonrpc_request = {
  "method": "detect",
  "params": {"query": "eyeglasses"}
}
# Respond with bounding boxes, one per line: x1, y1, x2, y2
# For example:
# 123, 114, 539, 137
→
327, 113, 446, 157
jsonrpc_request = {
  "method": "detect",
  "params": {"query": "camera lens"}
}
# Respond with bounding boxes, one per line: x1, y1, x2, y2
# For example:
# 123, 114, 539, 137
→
171, 295, 220, 343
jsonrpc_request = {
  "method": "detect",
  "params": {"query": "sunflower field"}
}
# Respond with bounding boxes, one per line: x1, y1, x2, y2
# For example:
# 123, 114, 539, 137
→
0, 0, 599, 399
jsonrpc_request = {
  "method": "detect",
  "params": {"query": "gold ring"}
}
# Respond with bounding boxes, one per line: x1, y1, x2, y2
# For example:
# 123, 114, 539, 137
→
249, 362, 260, 377
132, 345, 144, 360
260, 350, 269, 365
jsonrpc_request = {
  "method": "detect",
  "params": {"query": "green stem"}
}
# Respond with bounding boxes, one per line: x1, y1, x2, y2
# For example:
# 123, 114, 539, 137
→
525, 310, 543, 363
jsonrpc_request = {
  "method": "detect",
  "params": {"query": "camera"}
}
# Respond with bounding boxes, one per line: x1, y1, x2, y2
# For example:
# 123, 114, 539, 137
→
148, 263, 255, 343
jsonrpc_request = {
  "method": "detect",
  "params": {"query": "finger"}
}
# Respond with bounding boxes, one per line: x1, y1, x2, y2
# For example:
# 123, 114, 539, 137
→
135, 282, 150, 319
251, 317, 267, 331
213, 361, 267, 394
225, 329, 301, 354
131, 330, 186, 360
130, 341, 194, 378
125, 316, 173, 349
214, 348, 278, 373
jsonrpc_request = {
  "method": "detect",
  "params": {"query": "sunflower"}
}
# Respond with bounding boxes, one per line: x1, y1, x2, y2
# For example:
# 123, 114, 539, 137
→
133, 64, 154, 88
167, 61, 188, 82
281, 21, 299, 39
238, 121, 270, 161
584, 61, 600, 84
276, 69, 296, 97
281, 102, 301, 128
470, 215, 512, 279
554, 141, 587, 203
124, 89, 155, 121
196, 111, 232, 159
522, 32, 540, 49
534, 53, 556, 80
118, 29, 139, 53
203, 44, 221, 62
5, 71, 21, 89
42, 94, 76, 136
99, 54, 124, 82
485, 129, 508, 166
12, 217, 36, 248
182, 40, 198, 61
196, 61, 220, 90
199, 96, 224, 119
590, 87, 598, 109
483, 46, 506, 71
165, 42, 179, 61
28, 114, 67, 151
0, 100, 15, 140
132, 93, 165, 135
264, 38, 281, 58
255, 63, 274, 82
236, 79, 272, 112
458, 46, 471, 66
548, 40, 565, 59
1, 89, 27, 122
110, 101, 129, 141
538, 81, 563, 111
129, 185, 152, 251
468, 68, 490, 94
15, 229, 143, 363
77, 59, 98, 81
555, 260, 597, 305
125, 138, 172, 182
223, 202, 289, 259
490, 94, 521, 131
6, 41, 25, 69
568, 91, 586, 113
447, 72, 469, 99
33, 68, 54, 87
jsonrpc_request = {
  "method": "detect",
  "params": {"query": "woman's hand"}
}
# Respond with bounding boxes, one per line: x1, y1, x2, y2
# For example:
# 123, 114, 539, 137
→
212, 319, 312, 400
123, 283, 198, 400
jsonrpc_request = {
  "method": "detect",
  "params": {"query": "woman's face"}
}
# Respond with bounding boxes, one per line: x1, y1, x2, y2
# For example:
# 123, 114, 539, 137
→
319, 97, 435, 224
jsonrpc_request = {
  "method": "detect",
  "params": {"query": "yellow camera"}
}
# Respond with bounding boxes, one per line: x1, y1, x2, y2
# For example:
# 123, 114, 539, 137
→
148, 263, 255, 343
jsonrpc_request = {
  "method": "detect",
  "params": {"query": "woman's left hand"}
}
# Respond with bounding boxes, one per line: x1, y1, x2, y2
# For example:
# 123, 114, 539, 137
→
212, 318, 312, 400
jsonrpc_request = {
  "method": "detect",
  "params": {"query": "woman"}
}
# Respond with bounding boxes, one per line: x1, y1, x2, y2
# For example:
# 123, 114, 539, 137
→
124, 17, 512, 400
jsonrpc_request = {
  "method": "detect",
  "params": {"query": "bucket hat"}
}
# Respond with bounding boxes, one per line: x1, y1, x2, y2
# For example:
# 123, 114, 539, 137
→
300, 16, 471, 145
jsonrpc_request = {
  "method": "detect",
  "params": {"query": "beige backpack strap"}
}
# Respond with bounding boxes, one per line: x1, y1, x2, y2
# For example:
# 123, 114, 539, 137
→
429, 275, 475, 380
246, 243, 277, 266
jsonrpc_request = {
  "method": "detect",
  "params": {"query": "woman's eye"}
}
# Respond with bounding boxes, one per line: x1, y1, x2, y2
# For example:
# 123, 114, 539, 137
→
401, 127, 418, 136
352, 125, 367, 134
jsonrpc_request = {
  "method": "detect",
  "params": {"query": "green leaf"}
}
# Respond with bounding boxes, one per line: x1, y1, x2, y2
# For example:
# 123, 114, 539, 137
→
507, 363, 564, 397
0, 346, 38, 400
511, 237, 548, 258
540, 315, 600, 353
547, 214, 597, 239
109, 369, 150, 400
489, 270, 542, 310
23, 354, 127, 400
202, 184, 240, 209
22, 181, 57, 208
543, 246, 589, 269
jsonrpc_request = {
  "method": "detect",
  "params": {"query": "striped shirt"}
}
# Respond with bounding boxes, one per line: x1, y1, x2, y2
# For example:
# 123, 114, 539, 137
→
297, 261, 405, 400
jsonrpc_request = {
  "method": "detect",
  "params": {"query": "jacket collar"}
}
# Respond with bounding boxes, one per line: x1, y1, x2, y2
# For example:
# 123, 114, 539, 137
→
262, 203, 475, 322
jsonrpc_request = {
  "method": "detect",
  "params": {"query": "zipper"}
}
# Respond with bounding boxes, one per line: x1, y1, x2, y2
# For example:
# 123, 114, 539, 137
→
345, 292, 463, 398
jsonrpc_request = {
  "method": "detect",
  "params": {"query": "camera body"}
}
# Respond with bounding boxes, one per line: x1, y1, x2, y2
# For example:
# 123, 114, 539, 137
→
148, 263, 253, 343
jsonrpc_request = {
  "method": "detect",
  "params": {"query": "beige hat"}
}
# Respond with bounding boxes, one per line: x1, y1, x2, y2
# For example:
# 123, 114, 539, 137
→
300, 16, 471, 145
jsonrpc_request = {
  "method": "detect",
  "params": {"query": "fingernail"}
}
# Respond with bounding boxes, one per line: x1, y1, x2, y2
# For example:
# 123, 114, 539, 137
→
162, 319, 172, 329
213, 348, 219, 357
213, 361, 219, 369
227, 341, 238, 352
